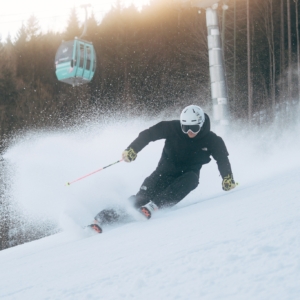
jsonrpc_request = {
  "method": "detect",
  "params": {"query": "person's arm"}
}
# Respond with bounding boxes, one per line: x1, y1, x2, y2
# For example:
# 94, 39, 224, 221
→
128, 121, 168, 152
209, 135, 232, 177
209, 134, 236, 191
122, 121, 168, 162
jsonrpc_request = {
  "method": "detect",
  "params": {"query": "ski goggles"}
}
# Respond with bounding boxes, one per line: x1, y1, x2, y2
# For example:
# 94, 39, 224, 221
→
181, 124, 201, 134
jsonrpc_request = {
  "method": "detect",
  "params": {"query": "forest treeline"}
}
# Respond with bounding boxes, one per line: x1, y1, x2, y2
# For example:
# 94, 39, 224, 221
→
0, 0, 300, 249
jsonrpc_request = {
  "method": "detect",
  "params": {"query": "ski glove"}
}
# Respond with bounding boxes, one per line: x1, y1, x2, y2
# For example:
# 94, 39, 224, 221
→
222, 174, 237, 191
122, 147, 137, 162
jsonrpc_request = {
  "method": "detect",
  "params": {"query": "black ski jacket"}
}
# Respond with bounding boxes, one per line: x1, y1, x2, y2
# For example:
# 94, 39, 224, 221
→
128, 114, 232, 178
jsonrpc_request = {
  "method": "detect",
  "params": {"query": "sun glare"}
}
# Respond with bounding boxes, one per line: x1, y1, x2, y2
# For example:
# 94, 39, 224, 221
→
0, 0, 150, 41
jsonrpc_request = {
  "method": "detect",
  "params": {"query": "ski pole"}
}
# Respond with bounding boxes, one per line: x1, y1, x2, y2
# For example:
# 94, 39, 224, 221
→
66, 159, 123, 186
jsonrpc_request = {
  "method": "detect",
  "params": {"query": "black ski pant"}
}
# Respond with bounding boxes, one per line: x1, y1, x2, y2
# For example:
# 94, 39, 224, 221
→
131, 168, 199, 209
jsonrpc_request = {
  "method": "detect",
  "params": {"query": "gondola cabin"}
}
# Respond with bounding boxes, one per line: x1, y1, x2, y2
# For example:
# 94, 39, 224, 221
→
55, 38, 96, 86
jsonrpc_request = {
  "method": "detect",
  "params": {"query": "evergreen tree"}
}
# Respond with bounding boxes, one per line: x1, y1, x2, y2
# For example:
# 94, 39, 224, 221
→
0, 36, 18, 137
64, 7, 81, 40
14, 23, 27, 78
26, 15, 40, 41
0, 68, 17, 105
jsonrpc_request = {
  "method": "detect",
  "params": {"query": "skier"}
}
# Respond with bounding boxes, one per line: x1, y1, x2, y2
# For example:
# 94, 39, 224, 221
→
89, 105, 236, 233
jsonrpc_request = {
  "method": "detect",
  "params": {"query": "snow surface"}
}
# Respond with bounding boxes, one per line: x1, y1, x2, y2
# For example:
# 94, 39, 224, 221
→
1, 118, 300, 299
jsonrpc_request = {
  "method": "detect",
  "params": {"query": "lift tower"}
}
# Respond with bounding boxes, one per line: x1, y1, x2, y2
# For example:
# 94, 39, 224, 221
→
176, 0, 229, 132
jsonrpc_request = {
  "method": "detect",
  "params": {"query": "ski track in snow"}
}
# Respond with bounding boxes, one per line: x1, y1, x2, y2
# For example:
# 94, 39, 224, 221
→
1, 119, 300, 299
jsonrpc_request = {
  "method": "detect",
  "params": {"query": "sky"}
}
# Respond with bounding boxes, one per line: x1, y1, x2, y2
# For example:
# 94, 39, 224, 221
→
0, 0, 150, 42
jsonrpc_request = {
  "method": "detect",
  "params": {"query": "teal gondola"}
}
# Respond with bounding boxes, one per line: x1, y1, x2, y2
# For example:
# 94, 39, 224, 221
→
55, 38, 96, 86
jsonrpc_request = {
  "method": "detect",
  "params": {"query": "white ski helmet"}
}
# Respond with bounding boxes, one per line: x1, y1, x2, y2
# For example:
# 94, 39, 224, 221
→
180, 105, 205, 133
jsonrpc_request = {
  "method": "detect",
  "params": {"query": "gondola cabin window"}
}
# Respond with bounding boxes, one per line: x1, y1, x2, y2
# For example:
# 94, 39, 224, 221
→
55, 41, 74, 65
86, 46, 91, 70
79, 44, 85, 69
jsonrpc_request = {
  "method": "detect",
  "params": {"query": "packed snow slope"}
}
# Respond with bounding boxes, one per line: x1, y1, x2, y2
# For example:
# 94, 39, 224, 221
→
1, 117, 300, 300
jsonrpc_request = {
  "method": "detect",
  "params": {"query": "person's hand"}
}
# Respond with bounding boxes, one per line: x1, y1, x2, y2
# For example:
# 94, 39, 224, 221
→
122, 147, 137, 162
222, 174, 237, 191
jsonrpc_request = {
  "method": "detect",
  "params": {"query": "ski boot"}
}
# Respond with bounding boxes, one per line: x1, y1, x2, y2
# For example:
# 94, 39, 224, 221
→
87, 223, 103, 234
94, 208, 132, 225
139, 201, 158, 219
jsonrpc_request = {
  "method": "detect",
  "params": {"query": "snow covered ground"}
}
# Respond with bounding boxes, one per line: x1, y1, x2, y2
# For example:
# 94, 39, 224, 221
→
1, 117, 300, 299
